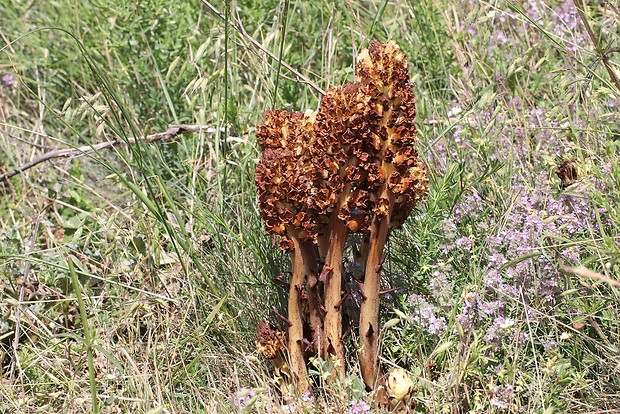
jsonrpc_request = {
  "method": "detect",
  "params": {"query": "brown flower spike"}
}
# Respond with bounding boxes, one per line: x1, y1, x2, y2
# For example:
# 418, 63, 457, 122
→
255, 40, 428, 395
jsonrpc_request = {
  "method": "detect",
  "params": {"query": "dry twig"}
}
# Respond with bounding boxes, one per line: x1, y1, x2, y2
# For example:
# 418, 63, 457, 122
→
573, 0, 620, 93
0, 125, 227, 182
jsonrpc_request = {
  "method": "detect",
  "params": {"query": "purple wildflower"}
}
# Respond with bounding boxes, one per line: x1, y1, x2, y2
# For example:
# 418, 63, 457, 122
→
347, 399, 371, 414
490, 384, 515, 409
234, 388, 257, 409
455, 236, 474, 251
344, 280, 363, 303
407, 294, 447, 336
456, 291, 479, 332
1, 73, 15, 86
478, 300, 505, 316
543, 339, 558, 353
485, 317, 514, 344
429, 268, 453, 308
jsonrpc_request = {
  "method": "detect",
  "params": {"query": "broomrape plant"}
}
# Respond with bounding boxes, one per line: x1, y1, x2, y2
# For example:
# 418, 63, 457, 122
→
254, 40, 428, 398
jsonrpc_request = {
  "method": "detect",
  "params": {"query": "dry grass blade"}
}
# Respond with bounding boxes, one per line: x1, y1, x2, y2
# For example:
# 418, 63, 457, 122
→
562, 265, 620, 290
572, 0, 620, 93
200, 0, 326, 96
8, 210, 44, 389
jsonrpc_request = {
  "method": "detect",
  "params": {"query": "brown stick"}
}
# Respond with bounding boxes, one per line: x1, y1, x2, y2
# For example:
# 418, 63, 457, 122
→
0, 125, 228, 182
562, 265, 620, 289
573, 0, 620, 93
9, 209, 45, 390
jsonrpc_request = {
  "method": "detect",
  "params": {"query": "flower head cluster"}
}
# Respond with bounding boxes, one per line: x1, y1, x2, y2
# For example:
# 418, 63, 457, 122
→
255, 110, 319, 249
255, 40, 429, 251
462, 0, 588, 51
256, 40, 429, 393
490, 384, 515, 409
407, 293, 447, 336
1, 73, 15, 87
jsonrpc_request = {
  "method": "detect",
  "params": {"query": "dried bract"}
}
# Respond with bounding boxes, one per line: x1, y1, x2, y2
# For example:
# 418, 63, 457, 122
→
256, 322, 286, 359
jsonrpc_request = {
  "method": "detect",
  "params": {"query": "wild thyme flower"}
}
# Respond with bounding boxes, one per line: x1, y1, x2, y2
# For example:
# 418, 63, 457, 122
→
456, 291, 479, 332
454, 235, 474, 251
524, 0, 544, 26
407, 294, 447, 336
452, 190, 484, 224
346, 399, 371, 414
234, 388, 257, 409
543, 339, 558, 353
552, 0, 585, 51
344, 280, 363, 303
478, 299, 506, 317
1, 73, 15, 86
429, 268, 453, 308
486, 317, 515, 345
490, 384, 515, 409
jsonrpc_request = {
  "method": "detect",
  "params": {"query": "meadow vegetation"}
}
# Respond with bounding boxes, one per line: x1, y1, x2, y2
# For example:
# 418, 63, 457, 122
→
0, 0, 619, 413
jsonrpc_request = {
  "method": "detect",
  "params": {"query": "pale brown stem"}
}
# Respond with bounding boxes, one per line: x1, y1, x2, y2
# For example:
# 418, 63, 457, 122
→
301, 241, 323, 355
573, 0, 620, 93
316, 231, 329, 263
321, 215, 348, 378
288, 235, 310, 392
359, 200, 393, 390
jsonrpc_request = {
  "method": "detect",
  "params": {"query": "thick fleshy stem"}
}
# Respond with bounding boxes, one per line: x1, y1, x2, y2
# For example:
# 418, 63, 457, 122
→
301, 241, 323, 355
321, 213, 348, 378
288, 235, 310, 393
359, 193, 393, 390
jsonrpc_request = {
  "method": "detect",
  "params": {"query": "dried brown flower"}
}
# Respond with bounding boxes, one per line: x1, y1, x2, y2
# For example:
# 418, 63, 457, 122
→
556, 159, 579, 189
256, 321, 286, 359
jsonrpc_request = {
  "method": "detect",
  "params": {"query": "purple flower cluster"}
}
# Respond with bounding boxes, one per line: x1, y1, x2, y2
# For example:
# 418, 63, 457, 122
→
1, 73, 15, 87
484, 0, 585, 51
456, 292, 478, 332
428, 267, 453, 308
486, 316, 529, 348
407, 294, 448, 336
445, 173, 608, 319
489, 10, 521, 46
550, 0, 585, 52
346, 399, 371, 414
434, 101, 613, 357
452, 190, 484, 224
490, 384, 515, 409
233, 388, 257, 409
